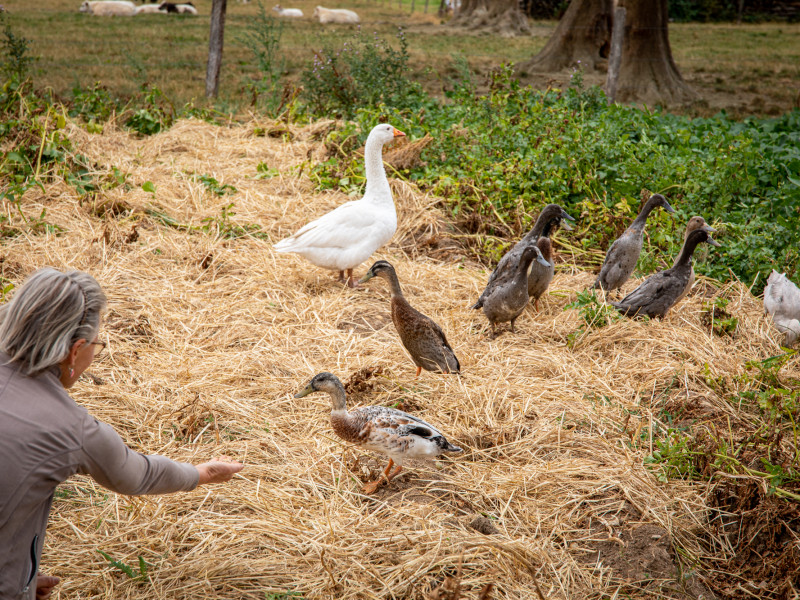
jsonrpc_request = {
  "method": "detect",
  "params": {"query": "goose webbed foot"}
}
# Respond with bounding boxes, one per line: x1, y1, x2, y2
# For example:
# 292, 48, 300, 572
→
346, 268, 360, 288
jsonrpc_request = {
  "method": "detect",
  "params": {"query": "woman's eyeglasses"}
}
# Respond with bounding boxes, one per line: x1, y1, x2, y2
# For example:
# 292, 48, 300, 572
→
89, 340, 106, 358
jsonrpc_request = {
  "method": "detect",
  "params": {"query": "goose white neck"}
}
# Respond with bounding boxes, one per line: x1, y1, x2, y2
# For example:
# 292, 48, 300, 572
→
364, 135, 392, 201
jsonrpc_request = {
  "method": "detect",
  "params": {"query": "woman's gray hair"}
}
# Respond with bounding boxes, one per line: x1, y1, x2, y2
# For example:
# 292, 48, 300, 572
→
0, 268, 107, 376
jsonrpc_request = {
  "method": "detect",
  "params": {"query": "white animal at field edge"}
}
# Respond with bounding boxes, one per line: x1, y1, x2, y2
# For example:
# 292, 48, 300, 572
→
79, 1, 136, 16
134, 3, 166, 13
273, 4, 303, 17
312, 5, 360, 23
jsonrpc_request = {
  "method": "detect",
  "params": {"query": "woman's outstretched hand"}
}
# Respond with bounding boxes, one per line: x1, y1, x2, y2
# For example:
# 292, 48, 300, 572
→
196, 456, 244, 485
36, 573, 60, 600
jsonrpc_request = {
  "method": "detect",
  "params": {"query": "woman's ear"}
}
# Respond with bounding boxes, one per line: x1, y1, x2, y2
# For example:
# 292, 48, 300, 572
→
66, 339, 86, 366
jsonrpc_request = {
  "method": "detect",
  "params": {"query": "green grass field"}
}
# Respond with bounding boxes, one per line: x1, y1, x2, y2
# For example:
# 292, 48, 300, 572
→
5, 0, 800, 117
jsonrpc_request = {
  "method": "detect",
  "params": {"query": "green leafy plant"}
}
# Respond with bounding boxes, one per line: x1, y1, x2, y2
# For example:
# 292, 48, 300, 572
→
193, 173, 237, 197
255, 162, 279, 179
97, 550, 149, 582
564, 289, 621, 346
700, 296, 739, 336
124, 84, 175, 136
69, 82, 121, 132
200, 202, 269, 240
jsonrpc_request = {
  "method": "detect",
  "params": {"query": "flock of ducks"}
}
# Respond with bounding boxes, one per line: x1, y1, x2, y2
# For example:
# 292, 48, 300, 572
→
273, 123, 796, 494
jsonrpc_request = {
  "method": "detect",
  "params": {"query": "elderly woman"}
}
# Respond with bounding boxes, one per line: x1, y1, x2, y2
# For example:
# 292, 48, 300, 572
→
0, 268, 243, 600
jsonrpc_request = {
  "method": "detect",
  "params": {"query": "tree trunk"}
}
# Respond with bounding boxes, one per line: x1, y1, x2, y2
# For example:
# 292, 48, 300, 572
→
518, 0, 612, 73
450, 0, 531, 37
615, 0, 698, 105
205, 0, 227, 98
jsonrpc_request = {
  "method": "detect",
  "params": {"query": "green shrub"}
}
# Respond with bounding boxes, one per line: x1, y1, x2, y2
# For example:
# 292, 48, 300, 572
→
300, 27, 423, 118
0, 11, 34, 81
239, 0, 285, 114
124, 84, 175, 136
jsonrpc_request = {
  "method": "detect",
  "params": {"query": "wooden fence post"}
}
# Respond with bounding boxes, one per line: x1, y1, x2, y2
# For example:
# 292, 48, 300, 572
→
605, 6, 626, 105
205, 0, 228, 98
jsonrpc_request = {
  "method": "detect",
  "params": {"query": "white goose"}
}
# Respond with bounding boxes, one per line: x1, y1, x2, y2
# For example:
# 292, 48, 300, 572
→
273, 123, 405, 287
764, 270, 800, 347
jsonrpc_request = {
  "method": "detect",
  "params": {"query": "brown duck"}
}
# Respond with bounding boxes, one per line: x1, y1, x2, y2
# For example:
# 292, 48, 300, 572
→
359, 261, 460, 376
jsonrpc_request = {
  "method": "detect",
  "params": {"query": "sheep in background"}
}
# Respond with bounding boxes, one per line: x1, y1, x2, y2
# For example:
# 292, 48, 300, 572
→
273, 4, 303, 17
135, 3, 166, 13
159, 2, 197, 13
79, 1, 136, 15
312, 6, 359, 23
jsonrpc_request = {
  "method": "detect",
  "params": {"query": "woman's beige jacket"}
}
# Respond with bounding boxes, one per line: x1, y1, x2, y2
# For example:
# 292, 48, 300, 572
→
0, 353, 198, 599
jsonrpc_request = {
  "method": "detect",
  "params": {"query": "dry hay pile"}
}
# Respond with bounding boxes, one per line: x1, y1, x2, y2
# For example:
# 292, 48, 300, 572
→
2, 116, 798, 600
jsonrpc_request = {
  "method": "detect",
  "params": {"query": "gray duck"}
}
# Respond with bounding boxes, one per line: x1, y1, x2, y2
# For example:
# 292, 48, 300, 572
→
528, 236, 553, 311
359, 260, 460, 376
672, 216, 715, 305
593, 194, 675, 292
612, 229, 720, 318
295, 372, 462, 494
471, 203, 574, 310
482, 245, 551, 337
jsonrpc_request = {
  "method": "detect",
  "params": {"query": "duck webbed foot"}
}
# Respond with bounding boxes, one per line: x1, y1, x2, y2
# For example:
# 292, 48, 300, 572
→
361, 459, 402, 494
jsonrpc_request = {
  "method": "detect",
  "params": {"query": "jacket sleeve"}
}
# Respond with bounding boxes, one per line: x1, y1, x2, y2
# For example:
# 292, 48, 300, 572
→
78, 416, 199, 495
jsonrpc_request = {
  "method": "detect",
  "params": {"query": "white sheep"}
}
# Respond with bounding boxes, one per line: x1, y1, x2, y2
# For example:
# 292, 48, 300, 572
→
273, 4, 303, 17
79, 1, 136, 16
134, 3, 166, 13
312, 5, 359, 23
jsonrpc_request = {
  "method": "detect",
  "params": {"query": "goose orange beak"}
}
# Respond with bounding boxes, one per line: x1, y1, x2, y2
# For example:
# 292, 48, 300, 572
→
392, 128, 406, 138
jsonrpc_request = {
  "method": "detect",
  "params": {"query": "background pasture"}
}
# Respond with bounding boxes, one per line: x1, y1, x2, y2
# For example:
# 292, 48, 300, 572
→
3, 0, 800, 117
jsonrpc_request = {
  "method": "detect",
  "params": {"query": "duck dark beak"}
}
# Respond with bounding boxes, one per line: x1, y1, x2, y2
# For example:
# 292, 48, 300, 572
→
357, 271, 375, 284
664, 200, 676, 215
706, 237, 721, 247
392, 128, 406, 138
560, 210, 575, 230
294, 383, 314, 398
701, 224, 717, 234
537, 256, 551, 268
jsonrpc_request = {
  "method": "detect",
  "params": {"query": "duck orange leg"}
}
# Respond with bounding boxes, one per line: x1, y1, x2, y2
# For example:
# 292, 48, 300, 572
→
362, 459, 396, 494
415, 366, 422, 378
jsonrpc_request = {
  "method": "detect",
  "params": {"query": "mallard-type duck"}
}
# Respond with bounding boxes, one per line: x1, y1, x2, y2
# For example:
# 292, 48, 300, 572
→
482, 245, 551, 337
359, 260, 460, 377
273, 124, 405, 287
764, 270, 800, 347
593, 194, 675, 292
295, 372, 462, 494
471, 203, 574, 310
672, 216, 716, 304
611, 229, 720, 318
